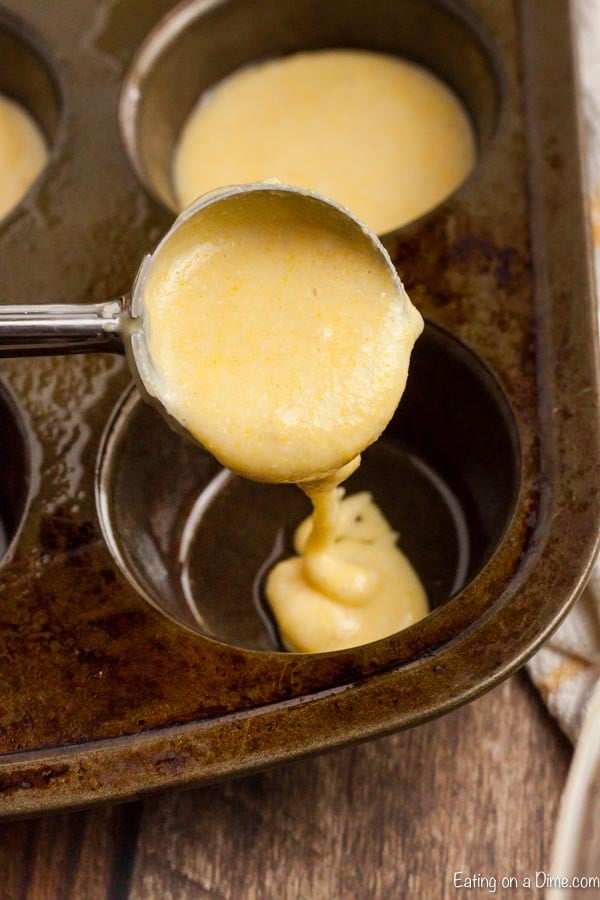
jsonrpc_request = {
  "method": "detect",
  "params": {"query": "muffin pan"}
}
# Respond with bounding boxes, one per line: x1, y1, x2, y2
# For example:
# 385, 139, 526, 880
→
0, 0, 598, 817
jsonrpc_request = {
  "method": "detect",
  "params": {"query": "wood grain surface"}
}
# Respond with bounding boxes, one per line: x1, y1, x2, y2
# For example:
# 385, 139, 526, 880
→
0, 671, 571, 899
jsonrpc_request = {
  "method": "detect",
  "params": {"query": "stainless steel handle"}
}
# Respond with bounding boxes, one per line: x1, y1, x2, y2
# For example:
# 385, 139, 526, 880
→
0, 298, 128, 357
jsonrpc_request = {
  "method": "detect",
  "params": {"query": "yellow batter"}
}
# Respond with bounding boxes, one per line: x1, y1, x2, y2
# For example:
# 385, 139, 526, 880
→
0, 94, 48, 222
142, 186, 427, 651
173, 50, 475, 234
267, 471, 428, 653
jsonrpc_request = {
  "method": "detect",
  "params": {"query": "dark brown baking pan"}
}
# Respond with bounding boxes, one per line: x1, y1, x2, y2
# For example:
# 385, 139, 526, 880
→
0, 0, 598, 818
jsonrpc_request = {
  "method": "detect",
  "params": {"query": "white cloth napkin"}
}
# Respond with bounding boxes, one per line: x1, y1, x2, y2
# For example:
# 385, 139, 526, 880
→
526, 0, 600, 744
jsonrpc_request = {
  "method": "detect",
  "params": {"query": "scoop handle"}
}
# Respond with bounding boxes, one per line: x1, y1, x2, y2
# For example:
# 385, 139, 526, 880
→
0, 298, 127, 357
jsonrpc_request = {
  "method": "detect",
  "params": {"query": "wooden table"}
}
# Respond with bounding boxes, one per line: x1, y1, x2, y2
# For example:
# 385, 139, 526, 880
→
0, 671, 570, 899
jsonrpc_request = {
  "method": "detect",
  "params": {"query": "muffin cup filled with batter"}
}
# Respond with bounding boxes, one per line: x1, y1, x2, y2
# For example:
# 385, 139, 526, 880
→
0, 15, 61, 223
173, 50, 476, 235
120, 0, 498, 233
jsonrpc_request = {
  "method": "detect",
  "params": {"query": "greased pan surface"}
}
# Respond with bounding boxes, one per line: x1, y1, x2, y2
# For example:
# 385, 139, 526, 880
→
0, 0, 597, 817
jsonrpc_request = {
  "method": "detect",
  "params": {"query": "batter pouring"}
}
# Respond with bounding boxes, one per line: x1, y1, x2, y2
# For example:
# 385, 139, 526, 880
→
141, 186, 427, 652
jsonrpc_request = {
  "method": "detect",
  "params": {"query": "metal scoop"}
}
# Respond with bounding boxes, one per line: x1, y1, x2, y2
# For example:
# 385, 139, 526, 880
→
0, 183, 401, 444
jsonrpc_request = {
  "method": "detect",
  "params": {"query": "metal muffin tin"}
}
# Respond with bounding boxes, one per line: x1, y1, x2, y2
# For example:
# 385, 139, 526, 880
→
0, 0, 598, 817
